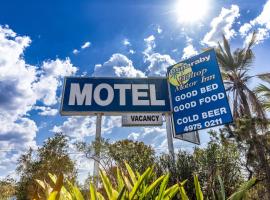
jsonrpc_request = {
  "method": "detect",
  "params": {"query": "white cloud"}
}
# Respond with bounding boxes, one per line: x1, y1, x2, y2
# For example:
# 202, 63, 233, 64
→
0, 26, 38, 168
251, 0, 270, 29
182, 36, 198, 59
202, 5, 240, 46
52, 116, 121, 141
182, 44, 198, 59
146, 53, 175, 76
102, 116, 122, 134
239, 23, 252, 36
128, 132, 140, 140
142, 35, 175, 76
52, 116, 96, 140
0, 25, 78, 175
33, 58, 77, 105
34, 106, 58, 116
239, 0, 270, 44
81, 41, 91, 49
122, 38, 131, 46
92, 53, 145, 77
73, 49, 79, 55
157, 26, 163, 34
127, 127, 166, 150
129, 49, 135, 54
143, 35, 156, 57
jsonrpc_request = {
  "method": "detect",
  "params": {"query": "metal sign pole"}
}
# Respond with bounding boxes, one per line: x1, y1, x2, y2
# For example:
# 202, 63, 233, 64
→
93, 113, 102, 181
165, 113, 175, 160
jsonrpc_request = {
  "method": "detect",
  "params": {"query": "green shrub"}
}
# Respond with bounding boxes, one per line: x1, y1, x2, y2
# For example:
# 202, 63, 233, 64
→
34, 162, 256, 200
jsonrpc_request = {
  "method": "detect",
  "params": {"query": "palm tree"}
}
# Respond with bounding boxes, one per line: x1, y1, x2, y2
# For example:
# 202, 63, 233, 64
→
256, 73, 270, 110
215, 32, 270, 197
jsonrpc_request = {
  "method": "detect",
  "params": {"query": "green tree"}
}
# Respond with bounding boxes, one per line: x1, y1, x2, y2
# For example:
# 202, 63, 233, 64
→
0, 176, 16, 200
77, 138, 156, 187
156, 151, 198, 199
16, 133, 77, 200
156, 130, 242, 199
215, 32, 270, 197
193, 130, 243, 198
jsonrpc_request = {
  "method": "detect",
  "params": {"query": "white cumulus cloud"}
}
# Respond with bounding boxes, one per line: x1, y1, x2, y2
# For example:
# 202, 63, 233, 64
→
34, 106, 58, 116
182, 43, 198, 59
122, 38, 131, 46
202, 5, 240, 46
81, 41, 91, 49
92, 53, 145, 77
239, 0, 270, 45
0, 25, 78, 176
142, 35, 175, 76
33, 58, 77, 105
146, 53, 175, 76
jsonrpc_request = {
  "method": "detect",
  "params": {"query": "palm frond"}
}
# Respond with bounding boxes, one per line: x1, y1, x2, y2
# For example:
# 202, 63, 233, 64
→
244, 85, 266, 120
222, 34, 235, 67
254, 84, 270, 95
257, 73, 270, 83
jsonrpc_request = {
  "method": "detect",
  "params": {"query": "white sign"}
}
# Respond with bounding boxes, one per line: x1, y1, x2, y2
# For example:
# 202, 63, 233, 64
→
122, 114, 163, 126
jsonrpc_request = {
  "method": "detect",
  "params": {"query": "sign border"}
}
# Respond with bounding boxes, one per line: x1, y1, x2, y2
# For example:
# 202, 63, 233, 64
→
168, 49, 233, 135
60, 76, 172, 116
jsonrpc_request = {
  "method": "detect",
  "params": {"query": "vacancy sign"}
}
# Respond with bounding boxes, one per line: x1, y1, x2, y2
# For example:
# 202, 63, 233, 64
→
60, 77, 170, 115
167, 49, 233, 135
122, 113, 163, 126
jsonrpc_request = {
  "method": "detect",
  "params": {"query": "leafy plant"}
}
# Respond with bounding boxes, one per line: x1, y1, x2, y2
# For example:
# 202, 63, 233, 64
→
34, 162, 256, 200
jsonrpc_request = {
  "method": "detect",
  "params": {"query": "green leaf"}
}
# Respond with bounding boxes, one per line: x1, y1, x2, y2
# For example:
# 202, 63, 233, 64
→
72, 186, 84, 200
49, 173, 72, 199
122, 173, 133, 192
164, 184, 179, 200
156, 174, 170, 200
194, 174, 203, 200
124, 161, 137, 185
144, 175, 165, 197
97, 192, 106, 200
217, 175, 225, 200
117, 167, 125, 192
228, 178, 256, 200
99, 170, 113, 199
48, 191, 59, 200
90, 182, 97, 200
129, 167, 152, 199
178, 180, 189, 200
49, 173, 63, 200
116, 186, 126, 200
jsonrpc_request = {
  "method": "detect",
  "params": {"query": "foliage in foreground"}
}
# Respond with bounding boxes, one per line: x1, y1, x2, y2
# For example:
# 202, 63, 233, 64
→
34, 162, 256, 200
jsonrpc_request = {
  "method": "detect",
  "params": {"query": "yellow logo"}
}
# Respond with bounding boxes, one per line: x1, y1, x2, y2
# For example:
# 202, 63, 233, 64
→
168, 63, 192, 86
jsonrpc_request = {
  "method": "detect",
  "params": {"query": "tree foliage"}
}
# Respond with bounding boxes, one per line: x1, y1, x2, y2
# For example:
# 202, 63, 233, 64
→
76, 139, 155, 174
16, 133, 77, 200
156, 130, 243, 199
0, 176, 16, 200
215, 32, 270, 198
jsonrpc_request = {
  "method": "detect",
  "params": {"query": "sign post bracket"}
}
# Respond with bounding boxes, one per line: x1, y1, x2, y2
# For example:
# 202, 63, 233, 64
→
165, 113, 175, 161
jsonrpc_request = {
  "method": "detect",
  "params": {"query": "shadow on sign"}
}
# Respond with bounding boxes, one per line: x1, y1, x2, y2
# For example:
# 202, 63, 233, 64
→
174, 131, 200, 145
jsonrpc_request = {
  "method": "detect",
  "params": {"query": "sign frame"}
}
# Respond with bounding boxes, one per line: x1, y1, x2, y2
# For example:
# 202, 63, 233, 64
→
60, 76, 172, 116
167, 49, 233, 135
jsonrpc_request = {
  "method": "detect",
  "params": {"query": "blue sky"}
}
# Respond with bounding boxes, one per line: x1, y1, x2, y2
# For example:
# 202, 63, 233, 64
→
1, 0, 270, 181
